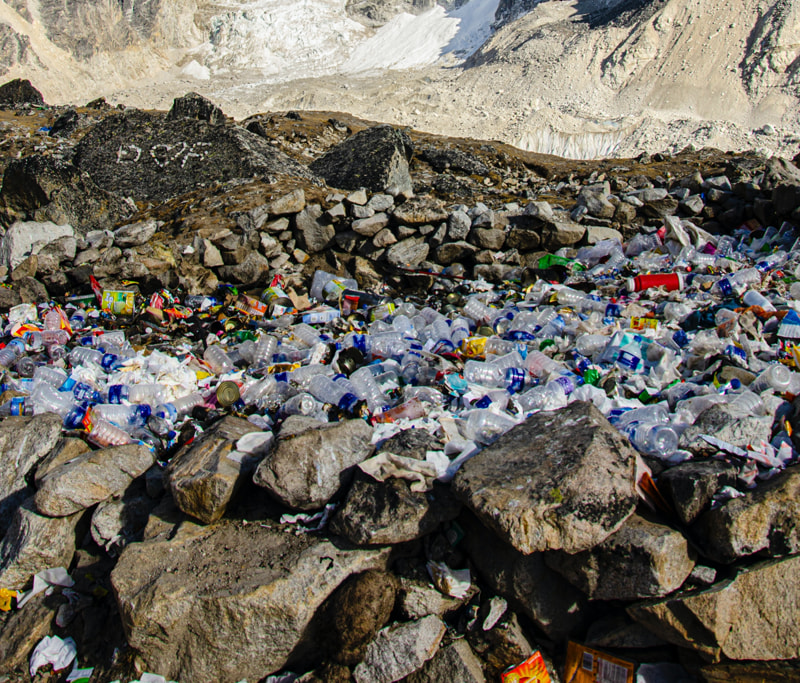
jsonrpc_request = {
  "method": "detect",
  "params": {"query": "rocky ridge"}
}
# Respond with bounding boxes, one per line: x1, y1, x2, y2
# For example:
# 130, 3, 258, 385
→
1, 84, 800, 681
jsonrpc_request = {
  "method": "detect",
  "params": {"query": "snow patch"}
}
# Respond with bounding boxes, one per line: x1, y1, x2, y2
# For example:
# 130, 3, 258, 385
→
181, 60, 211, 80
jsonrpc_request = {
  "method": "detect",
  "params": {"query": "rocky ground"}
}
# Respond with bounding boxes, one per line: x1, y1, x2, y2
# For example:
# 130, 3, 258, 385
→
0, 78, 800, 681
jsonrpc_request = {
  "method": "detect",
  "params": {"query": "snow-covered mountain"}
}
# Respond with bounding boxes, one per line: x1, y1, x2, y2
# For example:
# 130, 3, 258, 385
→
0, 0, 798, 159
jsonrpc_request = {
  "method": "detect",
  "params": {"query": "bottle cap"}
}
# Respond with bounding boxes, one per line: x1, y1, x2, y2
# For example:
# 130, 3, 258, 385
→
216, 381, 241, 407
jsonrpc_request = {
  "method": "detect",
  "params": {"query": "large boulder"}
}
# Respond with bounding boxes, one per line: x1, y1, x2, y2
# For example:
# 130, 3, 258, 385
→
628, 555, 800, 661
0, 498, 81, 590
253, 418, 374, 510
0, 414, 62, 534
458, 511, 587, 640
0, 155, 131, 234
111, 519, 390, 680
310, 125, 413, 195
692, 466, 800, 564
452, 402, 639, 554
34, 444, 156, 517
73, 109, 315, 202
0, 78, 44, 106
0, 221, 74, 269
167, 92, 225, 124
167, 416, 263, 524
546, 514, 695, 600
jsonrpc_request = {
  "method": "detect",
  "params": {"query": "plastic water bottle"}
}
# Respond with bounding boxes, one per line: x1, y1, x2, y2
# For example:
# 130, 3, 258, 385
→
70, 347, 104, 368
464, 409, 518, 445
463, 360, 503, 387
203, 345, 234, 374
523, 350, 560, 379
33, 365, 68, 390
87, 417, 134, 447
68, 309, 87, 330
278, 392, 319, 417
517, 381, 568, 412
307, 374, 360, 412
372, 397, 427, 423
749, 364, 792, 394
727, 390, 765, 416
462, 297, 495, 324
107, 383, 165, 405
0, 397, 32, 416
252, 334, 278, 367
92, 404, 152, 431
755, 251, 787, 273
0, 339, 26, 368
713, 268, 760, 296
155, 392, 205, 422
31, 383, 75, 416
350, 366, 391, 413
575, 334, 607, 358
625, 422, 678, 458
241, 375, 279, 406
292, 323, 323, 348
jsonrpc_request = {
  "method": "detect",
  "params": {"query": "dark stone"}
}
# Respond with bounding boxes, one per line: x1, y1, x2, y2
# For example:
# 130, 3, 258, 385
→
377, 429, 443, 460
167, 92, 225, 124
49, 108, 80, 137
657, 460, 738, 526
0, 155, 131, 234
310, 125, 413, 195
73, 110, 315, 202
0, 78, 44, 106
419, 145, 490, 175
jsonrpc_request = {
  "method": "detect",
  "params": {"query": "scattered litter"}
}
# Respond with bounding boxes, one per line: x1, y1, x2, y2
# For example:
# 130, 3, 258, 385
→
29, 635, 77, 677
16, 567, 74, 608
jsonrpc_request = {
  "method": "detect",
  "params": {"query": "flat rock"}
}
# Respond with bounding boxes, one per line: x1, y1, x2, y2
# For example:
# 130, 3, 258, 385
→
0, 413, 62, 533
679, 404, 773, 454
353, 615, 446, 683
353, 213, 391, 236
111, 519, 390, 681
73, 109, 314, 202
657, 460, 738, 526
436, 240, 479, 265
296, 203, 335, 253
253, 418, 374, 510
34, 443, 156, 517
392, 196, 449, 225
459, 511, 587, 640
628, 554, 800, 661
452, 401, 639, 554
692, 465, 800, 564
398, 576, 465, 620
406, 639, 486, 683
330, 473, 461, 545
546, 513, 695, 600
310, 124, 413, 195
0, 498, 81, 590
113, 219, 159, 247
0, 593, 56, 675
167, 416, 263, 524
0, 220, 75, 269
472, 227, 506, 250
386, 237, 429, 268
34, 437, 92, 486
216, 251, 270, 285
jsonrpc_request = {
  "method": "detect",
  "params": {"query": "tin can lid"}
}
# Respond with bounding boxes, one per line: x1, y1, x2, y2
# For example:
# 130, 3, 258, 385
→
216, 380, 241, 407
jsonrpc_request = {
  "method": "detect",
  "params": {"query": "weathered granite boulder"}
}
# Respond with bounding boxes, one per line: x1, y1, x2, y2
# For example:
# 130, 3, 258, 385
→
546, 514, 695, 600
167, 92, 225, 124
0, 78, 44, 106
452, 402, 639, 554
0, 593, 57, 674
253, 418, 374, 510
0, 413, 62, 533
310, 125, 413, 195
90, 482, 159, 554
353, 615, 446, 683
657, 460, 738, 526
458, 511, 587, 640
0, 498, 81, 590
167, 416, 263, 524
406, 639, 486, 683
679, 404, 773, 454
628, 555, 800, 661
73, 109, 315, 202
330, 473, 461, 545
392, 196, 448, 225
0, 155, 131, 233
692, 466, 800, 563
111, 519, 390, 680
0, 221, 75, 269
296, 203, 335, 253
34, 444, 156, 517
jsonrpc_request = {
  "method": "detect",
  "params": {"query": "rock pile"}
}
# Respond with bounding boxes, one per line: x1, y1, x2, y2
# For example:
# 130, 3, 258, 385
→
0, 85, 800, 682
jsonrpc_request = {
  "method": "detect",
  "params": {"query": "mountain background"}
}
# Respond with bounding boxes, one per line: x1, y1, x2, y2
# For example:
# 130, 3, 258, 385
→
0, 0, 798, 158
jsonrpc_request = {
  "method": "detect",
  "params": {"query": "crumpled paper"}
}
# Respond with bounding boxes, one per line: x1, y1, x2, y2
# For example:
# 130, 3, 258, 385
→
17, 566, 74, 608
358, 452, 441, 492
30, 635, 77, 676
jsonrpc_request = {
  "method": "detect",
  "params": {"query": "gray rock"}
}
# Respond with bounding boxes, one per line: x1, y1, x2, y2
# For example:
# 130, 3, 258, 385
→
0, 221, 74, 269
472, 227, 506, 250
448, 210, 472, 240
259, 233, 283, 258
436, 240, 478, 265
167, 416, 263, 524
398, 577, 464, 620
112, 219, 159, 247
386, 237, 430, 268
680, 194, 705, 215
346, 189, 369, 205
353, 212, 391, 236
91, 487, 157, 554
692, 466, 800, 564
167, 92, 225, 124
377, 428, 443, 460
112, 519, 390, 681
216, 251, 270, 285
545, 219, 586, 249
263, 189, 306, 219
452, 402, 638, 554
34, 444, 156, 517
254, 418, 374, 510
546, 514, 695, 600
585, 614, 670, 650
580, 190, 615, 219
310, 125, 413, 195
657, 460, 738, 526
37, 235, 78, 263
628, 555, 800, 661
0, 593, 57, 675
505, 225, 541, 251
34, 438, 91, 486
679, 404, 773, 455
352, 204, 375, 219
296, 204, 335, 253
330, 474, 461, 545
459, 511, 587, 640
406, 639, 486, 683
0, 78, 44, 106
368, 193, 395, 212
0, 414, 62, 533
466, 612, 539, 682
585, 225, 624, 244
373, 227, 397, 248
0, 498, 81, 590
353, 615, 446, 683
393, 196, 449, 225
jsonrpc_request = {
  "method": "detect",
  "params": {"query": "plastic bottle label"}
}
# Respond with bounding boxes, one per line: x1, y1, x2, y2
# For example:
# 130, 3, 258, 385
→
617, 350, 642, 371
504, 368, 525, 394
553, 375, 577, 394
717, 278, 733, 296
9, 397, 24, 416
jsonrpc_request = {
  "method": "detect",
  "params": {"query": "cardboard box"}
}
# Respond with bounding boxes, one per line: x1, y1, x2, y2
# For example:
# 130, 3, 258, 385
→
563, 642, 634, 683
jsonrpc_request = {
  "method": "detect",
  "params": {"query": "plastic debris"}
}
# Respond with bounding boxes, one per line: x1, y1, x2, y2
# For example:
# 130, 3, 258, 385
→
16, 567, 74, 608
29, 635, 77, 676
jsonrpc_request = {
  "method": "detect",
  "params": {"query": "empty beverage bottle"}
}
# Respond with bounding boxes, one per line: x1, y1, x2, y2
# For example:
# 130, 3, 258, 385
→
307, 374, 360, 412
279, 393, 320, 417
31, 383, 75, 417
625, 422, 678, 458
350, 366, 391, 413
749, 364, 792, 394
107, 383, 165, 405
92, 404, 152, 431
70, 347, 104, 368
252, 334, 278, 367
203, 345, 234, 374
155, 392, 205, 422
0, 339, 26, 368
464, 409, 518, 445
87, 417, 134, 447
0, 397, 32, 416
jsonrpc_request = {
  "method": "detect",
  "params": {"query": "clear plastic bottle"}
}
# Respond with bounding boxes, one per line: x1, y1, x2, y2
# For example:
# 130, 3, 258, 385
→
0, 397, 32, 416
749, 364, 792, 394
47, 344, 67, 362
713, 268, 760, 296
575, 334, 608, 358
517, 381, 568, 412
70, 347, 104, 368
252, 334, 278, 367
307, 375, 360, 412
350, 367, 391, 413
727, 390, 765, 416
755, 250, 788, 273
626, 422, 678, 458
288, 364, 333, 389
87, 417, 134, 447
68, 309, 87, 330
309, 271, 357, 302
523, 350, 560, 379
92, 404, 152, 431
292, 323, 322, 348
741, 289, 776, 311
154, 391, 205, 422
463, 360, 503, 387
0, 339, 26, 368
241, 375, 278, 406
14, 355, 36, 378
203, 345, 234, 374
462, 297, 495, 324
31, 383, 75, 416
94, 329, 126, 348
279, 392, 320, 417
41, 330, 70, 346
33, 365, 68, 390
107, 383, 165, 405
463, 409, 518, 445
372, 397, 427, 423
